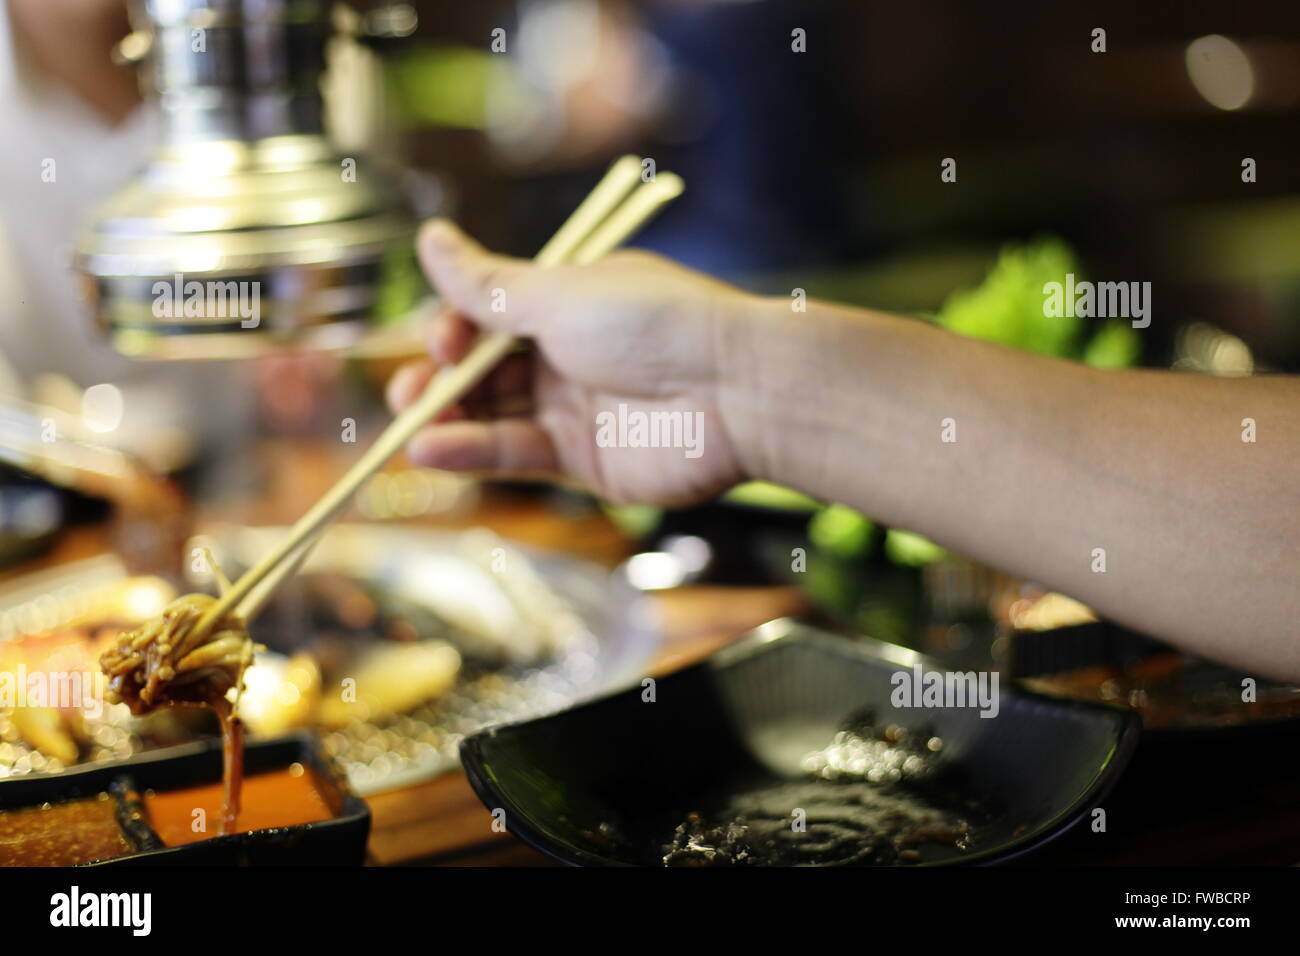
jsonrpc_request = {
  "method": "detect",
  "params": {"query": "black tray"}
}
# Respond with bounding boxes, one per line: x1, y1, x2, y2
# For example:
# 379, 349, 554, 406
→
0, 732, 369, 865
461, 620, 1140, 866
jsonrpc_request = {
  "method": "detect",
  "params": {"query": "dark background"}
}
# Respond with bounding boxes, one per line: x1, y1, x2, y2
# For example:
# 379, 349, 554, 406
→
392, 0, 1300, 368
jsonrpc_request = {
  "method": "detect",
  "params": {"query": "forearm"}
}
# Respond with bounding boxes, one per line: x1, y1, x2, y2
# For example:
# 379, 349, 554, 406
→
721, 297, 1300, 679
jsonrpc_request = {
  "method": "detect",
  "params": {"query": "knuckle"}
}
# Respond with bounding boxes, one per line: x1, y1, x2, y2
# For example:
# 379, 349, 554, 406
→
474, 262, 509, 297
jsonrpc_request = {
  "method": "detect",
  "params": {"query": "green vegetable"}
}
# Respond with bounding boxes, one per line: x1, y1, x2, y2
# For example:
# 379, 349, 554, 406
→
808, 504, 875, 559
884, 529, 947, 567
1082, 319, 1141, 369
936, 237, 1082, 357
601, 504, 662, 540
725, 481, 820, 512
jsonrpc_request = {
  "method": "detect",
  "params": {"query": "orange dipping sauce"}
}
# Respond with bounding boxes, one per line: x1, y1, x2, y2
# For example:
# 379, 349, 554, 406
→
144, 763, 337, 847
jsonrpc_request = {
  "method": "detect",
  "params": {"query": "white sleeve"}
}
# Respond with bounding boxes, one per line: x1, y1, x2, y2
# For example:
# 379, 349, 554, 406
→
0, 2, 157, 386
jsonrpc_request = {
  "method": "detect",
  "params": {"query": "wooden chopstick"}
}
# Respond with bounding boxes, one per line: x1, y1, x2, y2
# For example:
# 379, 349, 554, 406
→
569, 172, 684, 265
199, 158, 684, 633
233, 531, 320, 622
534, 154, 644, 267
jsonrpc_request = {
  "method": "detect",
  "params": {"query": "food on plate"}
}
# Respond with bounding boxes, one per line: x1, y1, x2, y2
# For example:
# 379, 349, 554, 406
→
7, 706, 79, 766
237, 652, 322, 737
99, 592, 260, 833
318, 640, 461, 728
1, 527, 593, 803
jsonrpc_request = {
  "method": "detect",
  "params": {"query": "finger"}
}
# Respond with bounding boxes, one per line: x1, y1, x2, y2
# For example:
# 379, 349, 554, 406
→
406, 419, 559, 476
384, 359, 470, 425
459, 352, 533, 418
417, 220, 539, 334
385, 359, 436, 413
426, 307, 477, 364
467, 394, 535, 420
388, 350, 532, 413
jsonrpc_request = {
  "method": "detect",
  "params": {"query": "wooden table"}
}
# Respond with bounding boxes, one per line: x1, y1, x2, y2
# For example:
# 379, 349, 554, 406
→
6, 447, 808, 867
10, 442, 1298, 866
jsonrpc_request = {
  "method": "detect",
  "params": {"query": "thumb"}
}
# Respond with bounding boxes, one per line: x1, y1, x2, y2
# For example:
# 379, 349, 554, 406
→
417, 219, 539, 334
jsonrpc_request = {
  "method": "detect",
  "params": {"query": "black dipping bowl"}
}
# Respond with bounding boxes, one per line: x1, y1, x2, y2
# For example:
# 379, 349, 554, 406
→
0, 732, 369, 865
461, 620, 1140, 866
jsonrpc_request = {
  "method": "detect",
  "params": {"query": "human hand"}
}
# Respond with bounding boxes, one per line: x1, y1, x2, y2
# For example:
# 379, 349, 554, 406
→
386, 221, 762, 507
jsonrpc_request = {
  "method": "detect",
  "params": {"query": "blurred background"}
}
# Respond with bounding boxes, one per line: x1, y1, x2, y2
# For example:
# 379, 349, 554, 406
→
365, 0, 1300, 642
0, 0, 1299, 817
388, 0, 1300, 368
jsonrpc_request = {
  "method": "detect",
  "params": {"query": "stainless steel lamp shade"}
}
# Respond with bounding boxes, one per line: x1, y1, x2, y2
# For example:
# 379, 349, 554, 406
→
76, 0, 421, 359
